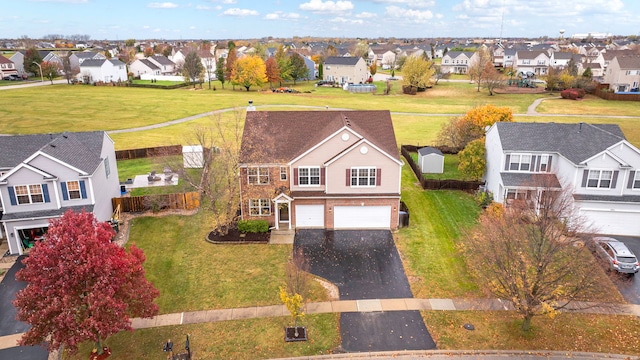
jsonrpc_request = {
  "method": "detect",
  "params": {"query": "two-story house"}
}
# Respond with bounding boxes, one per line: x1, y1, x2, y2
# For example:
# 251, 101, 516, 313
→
514, 50, 549, 75
441, 51, 476, 74
485, 122, 640, 236
0, 131, 120, 255
0, 55, 18, 78
147, 55, 177, 75
323, 57, 369, 85
603, 55, 640, 92
129, 58, 161, 77
78, 59, 127, 83
69, 51, 106, 72
239, 110, 403, 230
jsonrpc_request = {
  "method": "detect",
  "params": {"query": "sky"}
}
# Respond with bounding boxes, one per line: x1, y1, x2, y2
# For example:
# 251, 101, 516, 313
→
2, 0, 639, 41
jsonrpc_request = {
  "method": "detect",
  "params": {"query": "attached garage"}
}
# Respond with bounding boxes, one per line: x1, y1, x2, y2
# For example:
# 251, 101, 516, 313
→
295, 205, 324, 228
334, 206, 391, 229
581, 209, 640, 236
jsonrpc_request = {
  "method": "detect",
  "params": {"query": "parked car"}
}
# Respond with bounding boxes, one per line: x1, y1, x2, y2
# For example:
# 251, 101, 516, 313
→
2, 74, 19, 81
593, 237, 640, 274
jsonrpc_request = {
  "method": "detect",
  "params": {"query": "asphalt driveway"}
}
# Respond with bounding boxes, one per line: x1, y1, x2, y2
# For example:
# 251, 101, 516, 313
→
294, 230, 436, 352
603, 236, 640, 304
0, 256, 49, 359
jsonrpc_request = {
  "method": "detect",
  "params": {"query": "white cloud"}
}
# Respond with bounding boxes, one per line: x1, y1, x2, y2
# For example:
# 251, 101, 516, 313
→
147, 2, 178, 9
299, 0, 354, 13
204, 0, 236, 3
143, 25, 150, 29
355, 11, 377, 18
331, 17, 364, 24
223, 8, 259, 16
364, 0, 434, 8
196, 5, 211, 10
264, 11, 301, 20
189, 26, 196, 29
384, 5, 433, 22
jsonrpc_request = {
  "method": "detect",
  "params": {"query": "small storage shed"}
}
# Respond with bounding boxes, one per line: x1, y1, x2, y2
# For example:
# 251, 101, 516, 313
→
418, 146, 444, 173
182, 145, 204, 168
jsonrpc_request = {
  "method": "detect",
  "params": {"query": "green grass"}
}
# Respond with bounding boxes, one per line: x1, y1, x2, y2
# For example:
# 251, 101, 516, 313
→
423, 311, 640, 355
396, 166, 481, 298
536, 94, 640, 116
64, 314, 340, 360
409, 153, 465, 180
132, 79, 186, 86
127, 211, 330, 314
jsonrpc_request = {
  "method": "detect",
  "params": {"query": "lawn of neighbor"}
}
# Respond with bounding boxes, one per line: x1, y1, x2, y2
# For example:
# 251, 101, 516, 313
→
8, 80, 640, 358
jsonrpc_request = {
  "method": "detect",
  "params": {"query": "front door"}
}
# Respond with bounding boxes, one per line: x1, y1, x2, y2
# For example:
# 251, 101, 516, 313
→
279, 203, 290, 222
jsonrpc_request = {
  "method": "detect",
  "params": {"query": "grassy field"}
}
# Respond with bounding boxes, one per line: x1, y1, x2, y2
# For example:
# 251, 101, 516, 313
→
536, 94, 640, 116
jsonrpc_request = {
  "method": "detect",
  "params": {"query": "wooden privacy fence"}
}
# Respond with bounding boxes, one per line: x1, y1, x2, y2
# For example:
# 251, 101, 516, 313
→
593, 89, 640, 102
112, 192, 200, 212
115, 145, 183, 160
401, 145, 484, 191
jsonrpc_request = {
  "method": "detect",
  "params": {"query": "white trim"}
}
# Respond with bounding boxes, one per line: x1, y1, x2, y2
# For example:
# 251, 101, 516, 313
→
23, 151, 89, 176
0, 162, 55, 182
349, 166, 377, 188
324, 138, 403, 166
297, 166, 321, 187
88, 177, 95, 204
288, 126, 363, 165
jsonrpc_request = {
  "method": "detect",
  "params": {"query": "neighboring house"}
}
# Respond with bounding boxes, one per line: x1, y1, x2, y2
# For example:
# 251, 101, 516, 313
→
418, 147, 444, 174
323, 56, 369, 84
10, 50, 64, 76
78, 59, 127, 83
550, 52, 583, 69
0, 55, 18, 78
0, 131, 120, 255
441, 51, 475, 74
485, 122, 640, 236
603, 55, 640, 92
69, 51, 106, 71
583, 62, 604, 78
239, 110, 403, 230
292, 52, 316, 80
148, 55, 177, 75
129, 58, 161, 77
514, 50, 549, 75
380, 50, 397, 69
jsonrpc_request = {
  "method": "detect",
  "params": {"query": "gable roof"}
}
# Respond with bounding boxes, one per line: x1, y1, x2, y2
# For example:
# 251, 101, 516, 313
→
80, 59, 106, 67
324, 56, 361, 66
150, 55, 175, 66
73, 51, 101, 59
0, 55, 13, 65
240, 111, 399, 164
615, 55, 640, 69
138, 58, 160, 70
516, 50, 549, 59
495, 122, 626, 164
0, 131, 106, 173
418, 146, 443, 156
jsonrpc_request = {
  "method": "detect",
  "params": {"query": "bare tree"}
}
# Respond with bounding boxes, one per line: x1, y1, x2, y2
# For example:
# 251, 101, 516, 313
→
468, 47, 493, 92
463, 178, 609, 331
200, 50, 216, 90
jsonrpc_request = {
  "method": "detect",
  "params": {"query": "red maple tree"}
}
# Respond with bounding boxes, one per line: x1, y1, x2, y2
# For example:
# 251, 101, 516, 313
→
13, 210, 159, 354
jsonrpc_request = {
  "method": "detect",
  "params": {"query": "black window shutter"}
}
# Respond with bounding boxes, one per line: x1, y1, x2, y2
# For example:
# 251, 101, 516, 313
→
8, 186, 17, 205
547, 156, 552, 172
61, 182, 69, 200
581, 169, 589, 187
628, 170, 636, 189
79, 180, 87, 199
531, 156, 538, 172
42, 184, 50, 203
504, 154, 510, 171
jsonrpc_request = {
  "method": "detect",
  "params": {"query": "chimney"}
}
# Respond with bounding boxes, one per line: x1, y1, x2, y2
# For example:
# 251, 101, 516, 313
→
247, 100, 256, 111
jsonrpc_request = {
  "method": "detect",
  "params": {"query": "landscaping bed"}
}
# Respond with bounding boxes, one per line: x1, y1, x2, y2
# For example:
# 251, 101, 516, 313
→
207, 228, 270, 244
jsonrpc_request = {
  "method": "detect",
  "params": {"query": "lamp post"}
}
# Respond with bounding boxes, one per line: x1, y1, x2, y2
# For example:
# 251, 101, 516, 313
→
32, 61, 43, 82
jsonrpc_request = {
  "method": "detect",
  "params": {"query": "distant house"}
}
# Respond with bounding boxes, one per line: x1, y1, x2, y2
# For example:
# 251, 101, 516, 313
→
418, 147, 444, 174
148, 55, 177, 75
514, 51, 549, 75
78, 59, 127, 83
69, 51, 106, 71
603, 55, 640, 92
0, 131, 120, 255
292, 52, 316, 80
0, 55, 18, 78
441, 51, 475, 74
9, 50, 63, 76
323, 56, 369, 84
129, 58, 161, 77
550, 52, 583, 70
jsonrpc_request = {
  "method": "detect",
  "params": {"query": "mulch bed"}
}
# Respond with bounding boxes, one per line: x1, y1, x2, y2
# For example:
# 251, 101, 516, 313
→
207, 228, 270, 244
494, 86, 547, 94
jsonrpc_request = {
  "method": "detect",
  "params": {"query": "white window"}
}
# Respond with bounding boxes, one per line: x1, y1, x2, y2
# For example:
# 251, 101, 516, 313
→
67, 181, 82, 199
633, 172, 640, 189
298, 167, 320, 186
523, 59, 531, 64
509, 154, 531, 171
587, 170, 612, 188
249, 199, 271, 216
248, 167, 269, 185
14, 184, 44, 204
539, 155, 549, 172
104, 157, 111, 178
280, 167, 287, 181
350, 167, 376, 187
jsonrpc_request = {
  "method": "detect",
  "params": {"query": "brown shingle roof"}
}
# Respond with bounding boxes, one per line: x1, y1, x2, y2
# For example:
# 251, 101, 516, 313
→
240, 110, 399, 164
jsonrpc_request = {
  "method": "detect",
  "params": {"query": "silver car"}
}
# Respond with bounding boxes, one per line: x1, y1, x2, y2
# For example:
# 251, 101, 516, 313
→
593, 237, 640, 274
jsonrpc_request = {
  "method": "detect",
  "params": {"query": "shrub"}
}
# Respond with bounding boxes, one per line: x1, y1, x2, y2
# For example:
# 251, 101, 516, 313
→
474, 190, 494, 208
238, 219, 270, 233
561, 88, 582, 100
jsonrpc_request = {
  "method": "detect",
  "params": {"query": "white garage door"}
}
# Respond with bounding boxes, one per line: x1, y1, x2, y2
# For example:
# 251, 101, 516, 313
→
582, 210, 640, 236
334, 206, 391, 229
295, 205, 324, 228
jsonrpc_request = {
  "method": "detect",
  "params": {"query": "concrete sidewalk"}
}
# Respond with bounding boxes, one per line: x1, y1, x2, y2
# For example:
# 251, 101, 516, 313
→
2, 297, 638, 349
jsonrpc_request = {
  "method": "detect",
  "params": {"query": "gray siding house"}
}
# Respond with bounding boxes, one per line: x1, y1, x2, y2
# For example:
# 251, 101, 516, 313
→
0, 131, 120, 255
